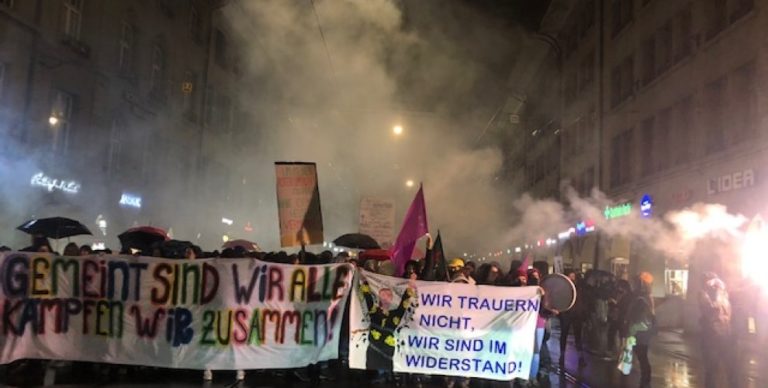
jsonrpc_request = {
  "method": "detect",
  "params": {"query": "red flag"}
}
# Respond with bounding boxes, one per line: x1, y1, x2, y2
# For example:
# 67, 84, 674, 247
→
390, 185, 429, 276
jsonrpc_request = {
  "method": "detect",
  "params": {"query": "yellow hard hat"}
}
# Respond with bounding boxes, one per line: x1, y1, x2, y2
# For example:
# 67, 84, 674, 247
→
448, 258, 465, 268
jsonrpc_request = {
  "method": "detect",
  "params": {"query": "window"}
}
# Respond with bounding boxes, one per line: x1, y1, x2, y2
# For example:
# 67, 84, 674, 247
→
704, 77, 726, 153
672, 96, 693, 165
584, 166, 595, 194
0, 63, 5, 100
674, 6, 692, 62
655, 108, 671, 172
706, 0, 727, 40
118, 21, 135, 74
183, 71, 198, 120
730, 62, 757, 144
565, 72, 578, 105
579, 51, 594, 91
579, 0, 596, 38
611, 66, 621, 107
665, 269, 688, 297
621, 56, 634, 101
107, 119, 123, 176
640, 37, 655, 86
610, 128, 634, 187
584, 109, 595, 147
656, 21, 673, 74
706, 0, 753, 40
218, 95, 233, 132
215, 29, 228, 68
189, 6, 202, 44
50, 91, 75, 155
149, 44, 165, 97
639, 117, 654, 176
611, 0, 634, 37
204, 86, 215, 126
63, 0, 83, 40
730, 0, 754, 23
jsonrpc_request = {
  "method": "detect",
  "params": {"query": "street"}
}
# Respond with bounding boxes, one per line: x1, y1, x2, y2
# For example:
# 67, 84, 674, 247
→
2, 328, 760, 387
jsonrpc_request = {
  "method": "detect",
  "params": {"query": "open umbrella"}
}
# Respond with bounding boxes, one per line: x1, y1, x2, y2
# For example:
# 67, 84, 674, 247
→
222, 239, 261, 252
118, 226, 169, 252
333, 233, 380, 250
17, 217, 92, 239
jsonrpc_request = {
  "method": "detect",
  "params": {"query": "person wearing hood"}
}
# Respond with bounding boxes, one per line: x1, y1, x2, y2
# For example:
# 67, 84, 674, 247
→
699, 272, 738, 388
462, 261, 476, 285
475, 262, 503, 285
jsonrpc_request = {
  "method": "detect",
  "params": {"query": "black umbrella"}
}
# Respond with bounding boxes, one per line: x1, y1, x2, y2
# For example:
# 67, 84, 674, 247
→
17, 217, 92, 239
333, 233, 380, 250
118, 226, 169, 253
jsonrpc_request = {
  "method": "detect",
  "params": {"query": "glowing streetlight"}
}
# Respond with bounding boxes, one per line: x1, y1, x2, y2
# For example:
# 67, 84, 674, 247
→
405, 179, 414, 188
393, 125, 403, 136
48, 116, 59, 126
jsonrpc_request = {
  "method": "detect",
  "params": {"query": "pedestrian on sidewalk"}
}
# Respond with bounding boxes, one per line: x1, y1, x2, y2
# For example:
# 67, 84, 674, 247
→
699, 272, 739, 388
625, 272, 656, 388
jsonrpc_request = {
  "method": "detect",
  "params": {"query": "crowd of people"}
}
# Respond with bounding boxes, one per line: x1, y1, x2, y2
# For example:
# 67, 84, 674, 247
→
0, 233, 738, 388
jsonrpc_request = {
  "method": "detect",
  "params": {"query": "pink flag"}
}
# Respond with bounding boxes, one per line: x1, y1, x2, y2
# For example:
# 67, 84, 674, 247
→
390, 185, 429, 276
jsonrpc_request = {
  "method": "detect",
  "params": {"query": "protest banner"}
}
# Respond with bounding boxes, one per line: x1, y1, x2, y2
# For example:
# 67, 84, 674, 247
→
275, 162, 324, 247
358, 197, 396, 248
349, 270, 539, 381
0, 252, 353, 369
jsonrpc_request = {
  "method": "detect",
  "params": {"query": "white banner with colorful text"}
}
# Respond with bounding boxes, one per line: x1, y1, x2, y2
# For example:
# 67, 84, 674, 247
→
349, 270, 539, 381
0, 252, 353, 369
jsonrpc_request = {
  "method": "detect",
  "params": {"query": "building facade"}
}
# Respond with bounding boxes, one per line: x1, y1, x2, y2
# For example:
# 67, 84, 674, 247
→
0, 0, 249, 250
505, 0, 767, 333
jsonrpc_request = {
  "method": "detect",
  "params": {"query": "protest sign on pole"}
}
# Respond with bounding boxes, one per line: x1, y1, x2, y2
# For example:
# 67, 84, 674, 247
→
359, 197, 396, 249
275, 162, 324, 247
349, 270, 539, 381
0, 252, 354, 369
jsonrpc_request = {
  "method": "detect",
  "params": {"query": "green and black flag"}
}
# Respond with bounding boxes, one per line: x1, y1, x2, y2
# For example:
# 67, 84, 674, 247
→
422, 231, 448, 281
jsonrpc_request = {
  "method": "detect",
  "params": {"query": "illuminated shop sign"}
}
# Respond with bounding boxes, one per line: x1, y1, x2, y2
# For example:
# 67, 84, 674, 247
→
707, 169, 755, 195
604, 203, 632, 219
640, 194, 653, 218
575, 220, 596, 236
30, 172, 81, 194
119, 193, 142, 208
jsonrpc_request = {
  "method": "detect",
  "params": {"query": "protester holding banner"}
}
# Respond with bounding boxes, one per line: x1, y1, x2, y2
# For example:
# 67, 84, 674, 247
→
442, 271, 472, 388
527, 268, 558, 384
358, 275, 417, 382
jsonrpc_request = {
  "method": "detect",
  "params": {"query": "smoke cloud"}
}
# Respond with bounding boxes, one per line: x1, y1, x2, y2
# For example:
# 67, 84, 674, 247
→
222, 0, 523, 253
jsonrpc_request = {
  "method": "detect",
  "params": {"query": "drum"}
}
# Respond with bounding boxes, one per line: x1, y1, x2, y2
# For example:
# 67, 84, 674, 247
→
540, 273, 577, 312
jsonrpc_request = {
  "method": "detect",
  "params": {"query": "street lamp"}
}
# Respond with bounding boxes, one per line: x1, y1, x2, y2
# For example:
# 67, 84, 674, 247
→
393, 125, 403, 136
48, 116, 59, 126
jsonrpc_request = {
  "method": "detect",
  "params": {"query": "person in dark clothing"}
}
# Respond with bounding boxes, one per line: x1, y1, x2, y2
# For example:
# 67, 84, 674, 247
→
359, 277, 416, 372
559, 270, 584, 363
625, 272, 655, 388
608, 279, 632, 351
699, 272, 739, 388
22, 235, 53, 253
